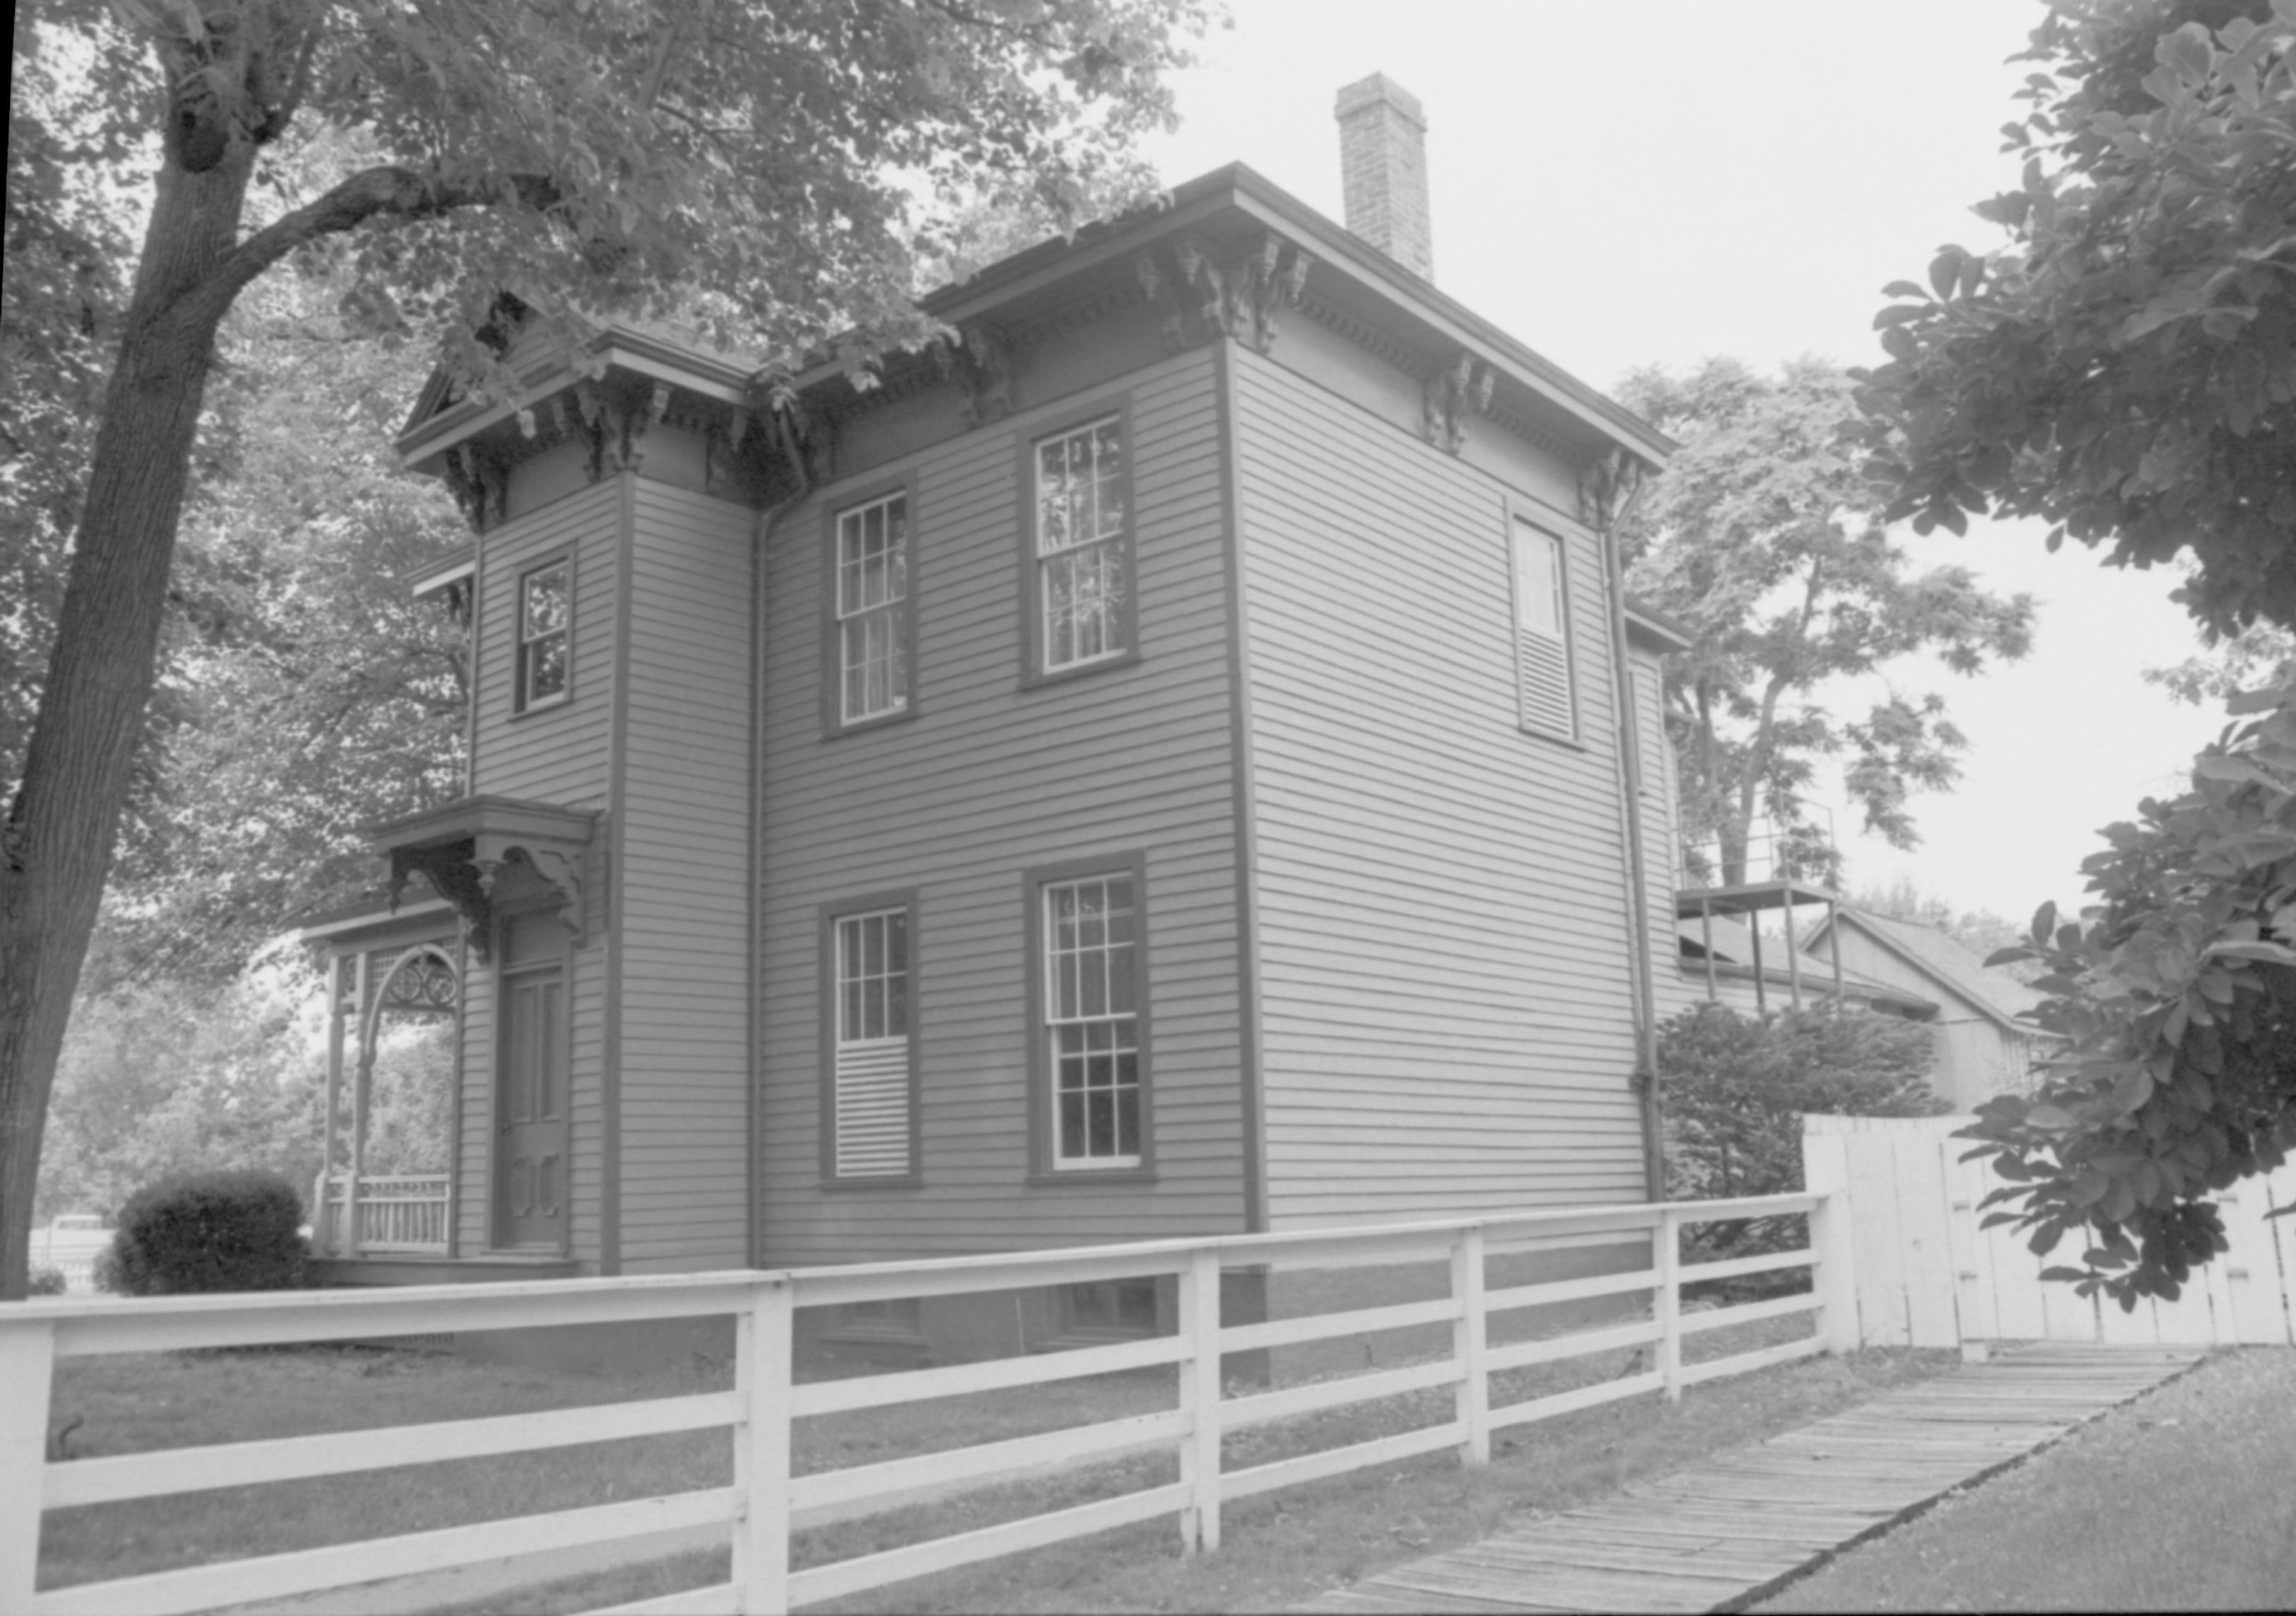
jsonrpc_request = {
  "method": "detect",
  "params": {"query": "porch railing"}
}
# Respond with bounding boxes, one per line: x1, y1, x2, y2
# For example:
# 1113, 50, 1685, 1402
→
310, 1172, 451, 1257
2, 1190, 1855, 1616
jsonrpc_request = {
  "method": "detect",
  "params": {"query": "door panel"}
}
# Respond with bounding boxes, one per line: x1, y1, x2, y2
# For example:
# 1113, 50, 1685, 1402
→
496, 967, 568, 1249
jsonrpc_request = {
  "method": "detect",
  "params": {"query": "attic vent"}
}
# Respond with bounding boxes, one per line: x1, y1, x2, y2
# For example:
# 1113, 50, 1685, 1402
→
1335, 73, 1434, 281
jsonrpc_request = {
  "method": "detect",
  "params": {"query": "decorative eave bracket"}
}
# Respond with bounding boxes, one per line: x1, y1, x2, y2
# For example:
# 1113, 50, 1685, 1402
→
935, 322, 1015, 427
370, 795, 600, 963
1424, 351, 1496, 456
1577, 445, 1653, 533
1135, 230, 1315, 354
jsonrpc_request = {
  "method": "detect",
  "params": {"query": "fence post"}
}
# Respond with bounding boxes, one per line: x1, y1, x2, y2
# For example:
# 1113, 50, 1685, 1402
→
1654, 1208, 1682, 1402
1453, 1225, 1489, 1465
1, 1318, 56, 1615
734, 1277, 794, 1615
1178, 1247, 1224, 1553
1804, 1128, 1862, 1354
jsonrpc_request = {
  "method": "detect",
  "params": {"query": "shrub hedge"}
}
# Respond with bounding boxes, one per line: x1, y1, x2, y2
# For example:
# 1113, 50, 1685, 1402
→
106, 1169, 309, 1295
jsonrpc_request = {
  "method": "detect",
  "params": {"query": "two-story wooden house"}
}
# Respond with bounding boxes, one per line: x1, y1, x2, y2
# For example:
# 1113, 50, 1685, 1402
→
303, 77, 1691, 1358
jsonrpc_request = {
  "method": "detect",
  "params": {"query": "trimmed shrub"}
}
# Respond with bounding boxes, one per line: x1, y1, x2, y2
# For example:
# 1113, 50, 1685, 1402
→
1661, 1003, 1949, 1291
28, 1266, 69, 1296
108, 1169, 309, 1296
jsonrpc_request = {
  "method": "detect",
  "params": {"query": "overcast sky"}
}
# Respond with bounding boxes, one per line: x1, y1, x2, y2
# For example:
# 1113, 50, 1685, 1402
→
1132, 0, 2230, 925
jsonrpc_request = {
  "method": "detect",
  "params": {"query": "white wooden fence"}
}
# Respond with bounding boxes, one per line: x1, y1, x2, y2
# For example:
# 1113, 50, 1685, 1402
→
1804, 1113, 2296, 1349
26, 1228, 111, 1294
1, 1191, 1852, 1616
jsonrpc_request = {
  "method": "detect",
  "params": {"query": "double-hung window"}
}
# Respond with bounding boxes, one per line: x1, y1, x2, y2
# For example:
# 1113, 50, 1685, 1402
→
1510, 521, 1576, 738
1040, 870, 1144, 1169
517, 559, 570, 712
1030, 413, 1132, 675
833, 492, 911, 726
824, 899, 918, 1180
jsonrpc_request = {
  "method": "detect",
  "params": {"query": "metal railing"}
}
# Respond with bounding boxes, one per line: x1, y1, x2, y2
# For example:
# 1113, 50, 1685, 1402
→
2, 1191, 1855, 1615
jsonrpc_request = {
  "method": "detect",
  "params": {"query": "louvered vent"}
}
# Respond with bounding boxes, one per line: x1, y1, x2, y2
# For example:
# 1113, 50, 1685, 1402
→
834, 1038, 911, 1177
1517, 629, 1574, 738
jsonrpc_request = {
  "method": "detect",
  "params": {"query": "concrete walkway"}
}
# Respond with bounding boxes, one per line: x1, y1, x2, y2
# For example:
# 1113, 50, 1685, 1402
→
1308, 1342, 2205, 1615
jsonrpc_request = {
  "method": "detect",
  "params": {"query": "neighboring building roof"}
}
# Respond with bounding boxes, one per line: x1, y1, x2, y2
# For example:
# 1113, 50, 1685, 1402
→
1675, 918, 1937, 1016
1804, 909, 2051, 1037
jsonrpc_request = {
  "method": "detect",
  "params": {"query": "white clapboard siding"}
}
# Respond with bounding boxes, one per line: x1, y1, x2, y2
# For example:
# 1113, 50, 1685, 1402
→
1232, 344, 1646, 1228
835, 1039, 912, 1177
754, 342, 1249, 1262
1517, 627, 1573, 738
617, 478, 756, 1272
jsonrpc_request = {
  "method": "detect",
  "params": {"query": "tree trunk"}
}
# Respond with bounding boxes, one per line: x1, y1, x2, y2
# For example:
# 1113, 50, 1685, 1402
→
0, 146, 255, 1298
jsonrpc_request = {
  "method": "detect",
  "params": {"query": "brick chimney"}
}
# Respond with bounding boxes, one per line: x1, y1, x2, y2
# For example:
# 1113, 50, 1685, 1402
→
1334, 74, 1433, 281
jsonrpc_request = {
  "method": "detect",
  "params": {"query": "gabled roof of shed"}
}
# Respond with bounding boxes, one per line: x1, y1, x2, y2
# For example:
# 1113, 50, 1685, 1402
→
1802, 909, 2050, 1036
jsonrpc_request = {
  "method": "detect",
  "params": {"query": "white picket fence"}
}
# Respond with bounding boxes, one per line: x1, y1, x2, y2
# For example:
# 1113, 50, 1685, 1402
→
1, 1191, 1852, 1616
1804, 1113, 2296, 1349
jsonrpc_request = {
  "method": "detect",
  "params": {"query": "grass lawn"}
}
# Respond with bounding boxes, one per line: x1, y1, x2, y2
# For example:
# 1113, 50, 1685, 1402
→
1755, 1347, 2296, 1615
33, 1315, 1953, 1613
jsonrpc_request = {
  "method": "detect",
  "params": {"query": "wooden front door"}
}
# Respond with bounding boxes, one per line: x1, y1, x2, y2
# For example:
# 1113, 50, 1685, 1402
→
495, 917, 568, 1249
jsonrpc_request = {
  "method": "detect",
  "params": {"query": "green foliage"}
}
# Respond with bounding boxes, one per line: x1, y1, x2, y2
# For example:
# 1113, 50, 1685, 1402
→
28, 1264, 68, 1296
2146, 619, 2296, 707
1960, 688, 2296, 1307
35, 968, 322, 1224
108, 1167, 310, 1295
1851, 1, 2296, 638
1660, 1002, 1947, 1268
1619, 359, 2035, 880
99, 262, 468, 984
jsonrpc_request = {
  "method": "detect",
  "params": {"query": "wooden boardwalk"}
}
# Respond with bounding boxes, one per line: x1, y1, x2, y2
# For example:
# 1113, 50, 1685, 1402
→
1309, 1342, 2205, 1615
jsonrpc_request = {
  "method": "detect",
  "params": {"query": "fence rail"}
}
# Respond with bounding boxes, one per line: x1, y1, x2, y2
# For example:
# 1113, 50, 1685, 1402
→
2, 1191, 1852, 1616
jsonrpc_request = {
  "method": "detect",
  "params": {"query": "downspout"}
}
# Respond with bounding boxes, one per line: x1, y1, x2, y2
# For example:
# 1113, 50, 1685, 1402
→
1587, 451, 1664, 1201
743, 395, 814, 1269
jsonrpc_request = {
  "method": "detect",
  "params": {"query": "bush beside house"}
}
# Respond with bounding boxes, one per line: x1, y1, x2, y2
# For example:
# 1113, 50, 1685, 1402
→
1660, 1003, 1949, 1278
100, 1169, 310, 1295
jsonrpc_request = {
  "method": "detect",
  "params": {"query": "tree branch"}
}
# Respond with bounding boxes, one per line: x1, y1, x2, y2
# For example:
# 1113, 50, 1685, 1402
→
185, 165, 553, 330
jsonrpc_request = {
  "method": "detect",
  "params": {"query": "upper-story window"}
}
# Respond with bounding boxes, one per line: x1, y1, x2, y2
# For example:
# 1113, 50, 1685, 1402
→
1032, 413, 1132, 675
517, 559, 570, 712
1510, 522, 1576, 739
835, 493, 911, 724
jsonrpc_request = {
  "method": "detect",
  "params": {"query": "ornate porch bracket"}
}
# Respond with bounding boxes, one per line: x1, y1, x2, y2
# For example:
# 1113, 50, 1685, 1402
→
370, 795, 600, 963
1423, 350, 1495, 455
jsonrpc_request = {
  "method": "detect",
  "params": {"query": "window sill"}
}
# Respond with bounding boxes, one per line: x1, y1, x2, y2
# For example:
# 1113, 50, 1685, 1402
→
1018, 649, 1142, 693
823, 706, 921, 742
1027, 1167, 1157, 1188
818, 1174, 923, 1193
1517, 723, 1586, 751
509, 695, 574, 723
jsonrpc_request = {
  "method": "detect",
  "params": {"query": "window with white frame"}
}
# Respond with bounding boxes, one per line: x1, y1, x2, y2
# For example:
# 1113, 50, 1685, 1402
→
830, 905, 913, 1178
1511, 522, 1575, 737
1032, 415, 1130, 673
835, 493, 910, 724
517, 559, 570, 711
1042, 873, 1142, 1168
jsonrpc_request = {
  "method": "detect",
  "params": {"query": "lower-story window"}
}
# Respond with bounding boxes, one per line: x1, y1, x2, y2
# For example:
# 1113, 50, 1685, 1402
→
823, 894, 919, 1181
1035, 863, 1149, 1171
